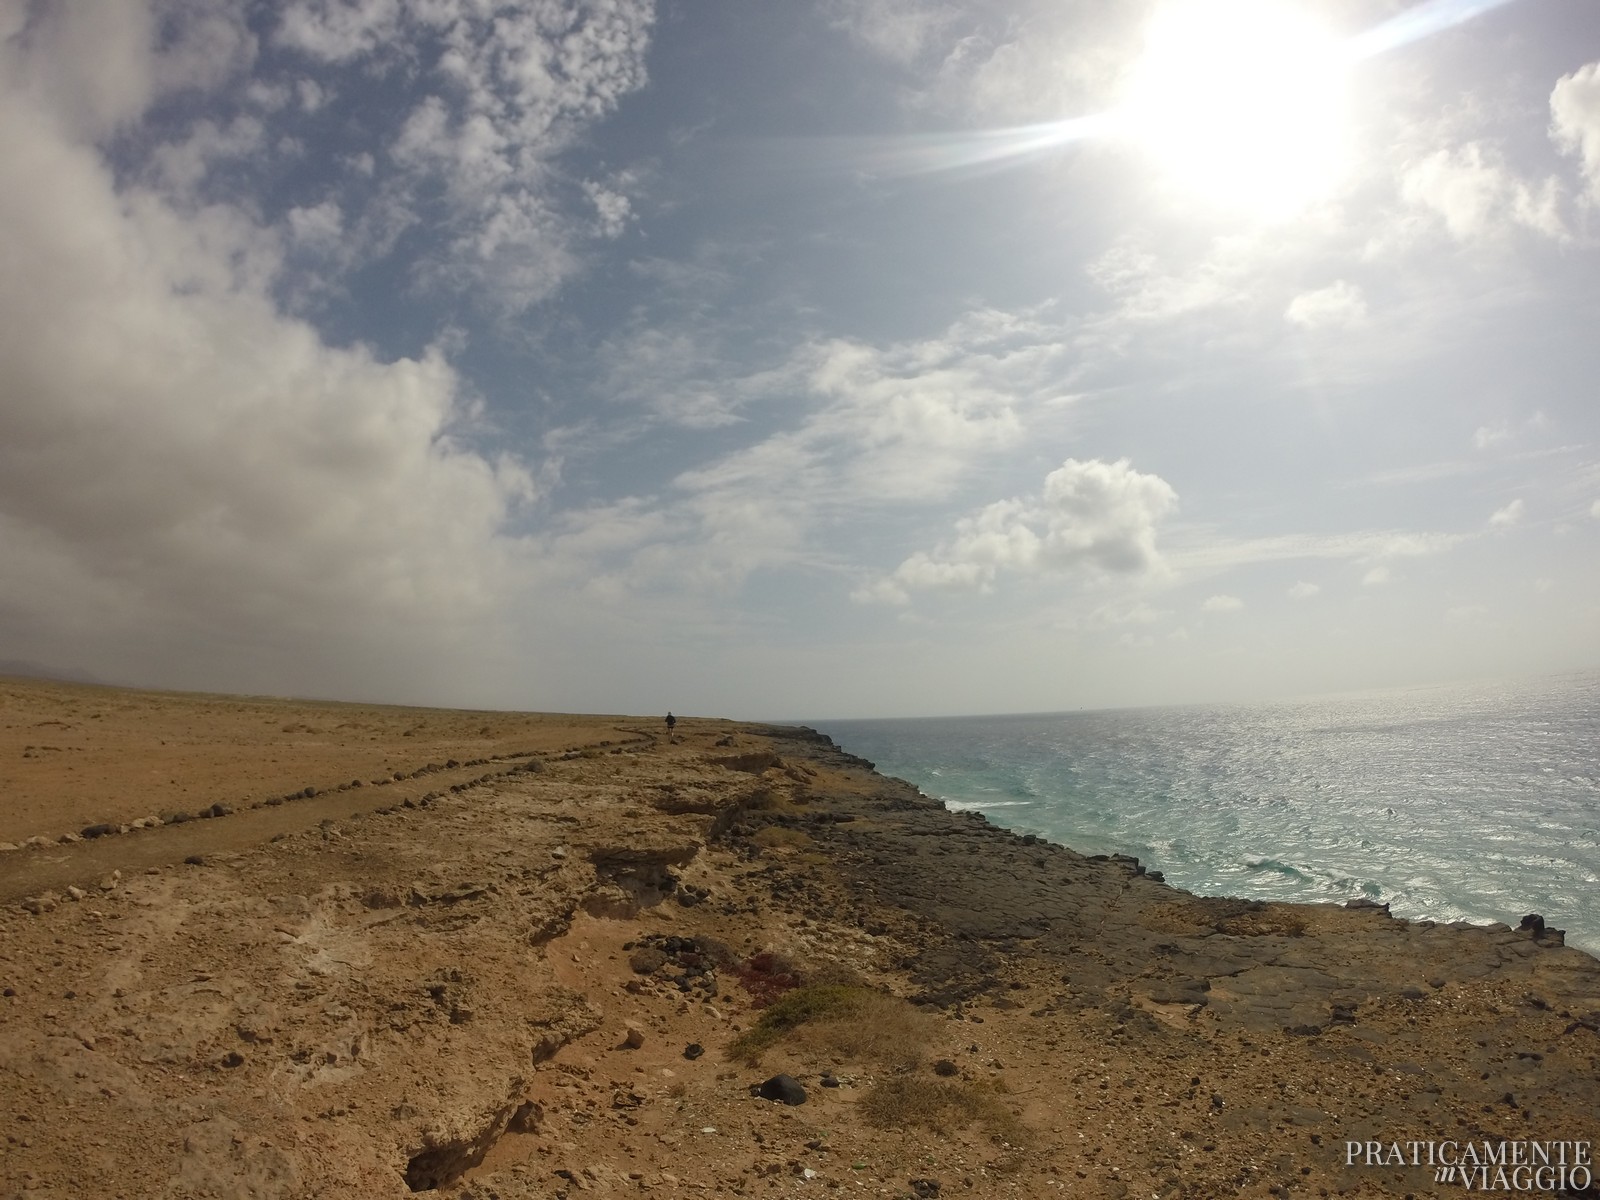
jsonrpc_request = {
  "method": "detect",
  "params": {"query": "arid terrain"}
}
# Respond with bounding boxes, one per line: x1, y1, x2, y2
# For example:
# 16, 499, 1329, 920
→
1, 678, 1597, 1199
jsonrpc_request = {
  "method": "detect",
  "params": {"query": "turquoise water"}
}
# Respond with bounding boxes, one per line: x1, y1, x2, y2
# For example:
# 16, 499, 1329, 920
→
818, 671, 1600, 956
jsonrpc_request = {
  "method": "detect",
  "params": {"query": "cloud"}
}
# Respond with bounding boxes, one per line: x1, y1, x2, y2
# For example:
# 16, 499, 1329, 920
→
1284, 280, 1367, 330
1201, 594, 1243, 613
863, 458, 1178, 602
1400, 142, 1567, 242
0, 0, 553, 698
1473, 422, 1510, 450
1592, 499, 1600, 520
824, 0, 958, 67
269, 0, 657, 314
1167, 528, 1465, 574
1287, 581, 1320, 599
1551, 61, 1600, 203
1488, 498, 1525, 528
1362, 566, 1390, 586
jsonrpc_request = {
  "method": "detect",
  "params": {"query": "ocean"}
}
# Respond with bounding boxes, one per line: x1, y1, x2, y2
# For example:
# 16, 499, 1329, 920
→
816, 671, 1600, 957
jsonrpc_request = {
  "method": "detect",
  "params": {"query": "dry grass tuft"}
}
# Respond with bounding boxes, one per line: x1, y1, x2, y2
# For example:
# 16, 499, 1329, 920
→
751, 826, 813, 851
727, 983, 930, 1069
859, 1077, 1029, 1149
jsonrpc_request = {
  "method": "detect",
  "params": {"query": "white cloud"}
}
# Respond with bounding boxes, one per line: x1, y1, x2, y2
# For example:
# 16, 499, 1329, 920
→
1473, 422, 1510, 450
272, 0, 655, 313
286, 198, 344, 252
0, 3, 539, 698
1086, 238, 1242, 322
1284, 280, 1367, 330
585, 180, 634, 239
1167, 528, 1465, 575
1287, 581, 1320, 599
1362, 566, 1390, 586
1591, 499, 1600, 520
1201, 594, 1243, 613
824, 0, 957, 67
1551, 61, 1600, 203
1400, 142, 1566, 242
1488, 498, 1525, 529
866, 458, 1178, 600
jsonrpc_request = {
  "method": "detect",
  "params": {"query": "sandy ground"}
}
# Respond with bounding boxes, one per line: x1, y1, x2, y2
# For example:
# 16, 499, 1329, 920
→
0, 676, 639, 844
1, 679, 1597, 1200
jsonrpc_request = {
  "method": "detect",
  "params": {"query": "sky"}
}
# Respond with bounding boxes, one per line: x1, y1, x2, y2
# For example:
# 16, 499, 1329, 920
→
1, 0, 1598, 719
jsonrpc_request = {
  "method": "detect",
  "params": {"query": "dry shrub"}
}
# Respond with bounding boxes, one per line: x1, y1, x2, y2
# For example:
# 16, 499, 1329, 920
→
783, 989, 930, 1071
860, 1077, 1028, 1149
735, 950, 803, 1007
729, 983, 928, 1066
751, 826, 813, 851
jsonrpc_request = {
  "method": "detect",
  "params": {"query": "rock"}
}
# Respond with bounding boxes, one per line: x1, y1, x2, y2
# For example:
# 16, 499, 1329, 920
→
683, 1043, 704, 1060
910, 1180, 942, 1198
1519, 913, 1546, 937
623, 1023, 646, 1049
756, 1075, 806, 1106
932, 1059, 958, 1077
65, 886, 86, 902
81, 823, 117, 840
97, 871, 121, 891
21, 893, 59, 915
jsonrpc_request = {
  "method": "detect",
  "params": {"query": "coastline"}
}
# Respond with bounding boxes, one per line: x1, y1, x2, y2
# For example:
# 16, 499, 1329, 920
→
2, 680, 1597, 1198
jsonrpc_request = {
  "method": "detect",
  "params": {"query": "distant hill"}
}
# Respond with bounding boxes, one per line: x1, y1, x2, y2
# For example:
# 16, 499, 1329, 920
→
0, 659, 104, 686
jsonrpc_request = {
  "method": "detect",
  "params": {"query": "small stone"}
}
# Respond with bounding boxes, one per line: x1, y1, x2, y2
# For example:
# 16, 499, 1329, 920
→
623, 1023, 646, 1050
933, 1059, 958, 1077
81, 823, 117, 840
66, 886, 87, 902
683, 1043, 704, 1060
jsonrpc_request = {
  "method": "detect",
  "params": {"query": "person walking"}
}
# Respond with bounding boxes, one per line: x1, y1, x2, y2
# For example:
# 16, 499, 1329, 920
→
665, 711, 677, 743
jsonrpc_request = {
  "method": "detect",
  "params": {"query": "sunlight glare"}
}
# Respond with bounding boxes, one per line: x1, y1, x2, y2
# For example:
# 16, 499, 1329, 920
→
1119, 0, 1352, 217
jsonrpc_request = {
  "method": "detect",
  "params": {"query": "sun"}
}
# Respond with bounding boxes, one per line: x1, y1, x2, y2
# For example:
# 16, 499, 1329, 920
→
1117, 0, 1352, 217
